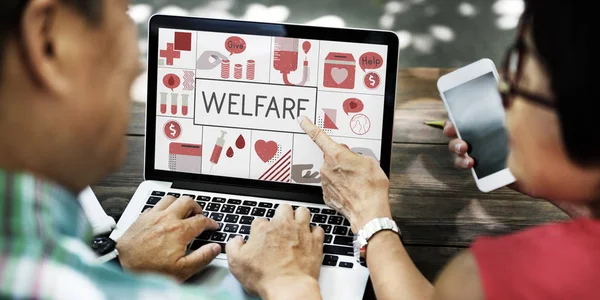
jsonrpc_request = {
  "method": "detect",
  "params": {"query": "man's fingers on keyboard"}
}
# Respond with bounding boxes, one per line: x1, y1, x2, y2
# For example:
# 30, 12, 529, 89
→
168, 196, 202, 219
274, 204, 294, 221
225, 236, 244, 259
180, 243, 221, 272
153, 195, 178, 211
294, 207, 311, 225
250, 217, 269, 229
185, 214, 218, 234
311, 225, 325, 242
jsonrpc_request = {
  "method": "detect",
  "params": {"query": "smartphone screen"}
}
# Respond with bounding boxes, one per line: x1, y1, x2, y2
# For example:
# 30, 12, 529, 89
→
443, 72, 509, 179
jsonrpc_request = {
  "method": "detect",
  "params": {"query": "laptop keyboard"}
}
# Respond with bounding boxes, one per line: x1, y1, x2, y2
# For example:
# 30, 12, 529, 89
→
143, 191, 355, 269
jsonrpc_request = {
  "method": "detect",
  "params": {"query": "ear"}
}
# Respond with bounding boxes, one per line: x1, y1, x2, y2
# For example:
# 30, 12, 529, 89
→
20, 0, 68, 94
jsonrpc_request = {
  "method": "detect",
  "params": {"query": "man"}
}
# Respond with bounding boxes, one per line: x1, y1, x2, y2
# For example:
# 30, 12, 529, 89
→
0, 0, 324, 298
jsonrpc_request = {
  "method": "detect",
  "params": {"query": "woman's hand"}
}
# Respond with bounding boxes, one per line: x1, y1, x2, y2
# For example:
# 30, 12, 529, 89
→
444, 120, 590, 218
298, 117, 392, 232
443, 121, 476, 170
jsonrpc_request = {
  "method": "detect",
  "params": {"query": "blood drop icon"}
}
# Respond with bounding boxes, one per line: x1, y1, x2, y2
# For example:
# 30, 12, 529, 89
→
302, 41, 312, 54
235, 134, 246, 149
226, 147, 234, 158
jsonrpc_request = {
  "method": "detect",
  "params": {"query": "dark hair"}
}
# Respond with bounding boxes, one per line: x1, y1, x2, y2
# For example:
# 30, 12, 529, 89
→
0, 0, 102, 72
524, 0, 600, 166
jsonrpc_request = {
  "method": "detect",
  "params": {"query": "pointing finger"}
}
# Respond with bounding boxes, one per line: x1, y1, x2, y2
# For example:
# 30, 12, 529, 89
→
298, 116, 339, 156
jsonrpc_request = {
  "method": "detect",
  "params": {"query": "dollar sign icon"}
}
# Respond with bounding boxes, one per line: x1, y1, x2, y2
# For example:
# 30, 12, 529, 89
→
364, 72, 381, 89
164, 120, 181, 140
169, 124, 177, 137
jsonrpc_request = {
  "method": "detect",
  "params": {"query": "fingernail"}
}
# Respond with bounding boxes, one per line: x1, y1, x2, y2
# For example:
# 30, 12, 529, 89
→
212, 244, 221, 255
463, 159, 471, 168
297, 116, 306, 125
455, 143, 462, 153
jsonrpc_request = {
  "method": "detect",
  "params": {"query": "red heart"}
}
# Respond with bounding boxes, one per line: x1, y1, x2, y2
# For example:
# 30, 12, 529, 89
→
255, 140, 278, 163
349, 101, 357, 109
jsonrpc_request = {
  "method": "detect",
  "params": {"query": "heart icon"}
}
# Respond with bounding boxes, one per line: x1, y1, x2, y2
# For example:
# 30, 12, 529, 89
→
349, 101, 357, 109
255, 140, 278, 163
331, 68, 348, 84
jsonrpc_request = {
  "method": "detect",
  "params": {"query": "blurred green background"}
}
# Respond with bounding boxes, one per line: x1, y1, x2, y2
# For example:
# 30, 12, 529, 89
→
130, 0, 524, 68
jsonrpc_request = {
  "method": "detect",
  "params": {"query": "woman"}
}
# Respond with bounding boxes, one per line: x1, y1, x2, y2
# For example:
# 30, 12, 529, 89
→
298, 0, 600, 299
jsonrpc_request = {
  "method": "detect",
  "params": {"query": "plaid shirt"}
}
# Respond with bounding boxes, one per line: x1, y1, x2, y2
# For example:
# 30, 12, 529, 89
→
0, 171, 250, 299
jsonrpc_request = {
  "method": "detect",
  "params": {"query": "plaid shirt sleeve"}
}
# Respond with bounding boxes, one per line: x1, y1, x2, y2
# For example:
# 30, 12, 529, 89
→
0, 171, 254, 300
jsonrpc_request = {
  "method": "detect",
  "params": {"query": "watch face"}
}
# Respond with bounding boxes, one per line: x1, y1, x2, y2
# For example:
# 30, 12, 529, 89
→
91, 237, 117, 256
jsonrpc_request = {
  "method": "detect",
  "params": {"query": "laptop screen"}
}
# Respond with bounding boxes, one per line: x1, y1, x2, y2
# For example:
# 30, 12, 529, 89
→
154, 28, 389, 186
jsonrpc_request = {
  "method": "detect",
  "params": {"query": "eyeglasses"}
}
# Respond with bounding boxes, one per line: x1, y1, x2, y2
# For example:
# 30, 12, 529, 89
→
498, 24, 555, 110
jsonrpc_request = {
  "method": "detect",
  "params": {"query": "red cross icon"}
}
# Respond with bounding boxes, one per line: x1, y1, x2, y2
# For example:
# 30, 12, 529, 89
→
160, 43, 180, 65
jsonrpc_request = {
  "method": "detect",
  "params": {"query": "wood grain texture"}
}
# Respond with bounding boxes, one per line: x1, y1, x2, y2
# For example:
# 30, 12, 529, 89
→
93, 136, 567, 248
128, 68, 456, 144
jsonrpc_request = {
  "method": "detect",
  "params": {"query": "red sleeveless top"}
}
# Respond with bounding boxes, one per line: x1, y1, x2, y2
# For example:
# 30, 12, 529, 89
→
471, 217, 600, 300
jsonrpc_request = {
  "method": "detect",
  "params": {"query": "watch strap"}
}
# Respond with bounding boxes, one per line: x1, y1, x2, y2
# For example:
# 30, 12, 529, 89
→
353, 217, 401, 263
98, 249, 119, 263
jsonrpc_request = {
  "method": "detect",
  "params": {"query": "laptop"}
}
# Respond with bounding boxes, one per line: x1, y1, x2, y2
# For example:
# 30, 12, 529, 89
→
110, 15, 398, 300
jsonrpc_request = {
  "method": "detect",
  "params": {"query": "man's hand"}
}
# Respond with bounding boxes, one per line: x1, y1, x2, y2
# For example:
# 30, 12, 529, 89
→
116, 196, 220, 282
226, 205, 324, 299
298, 116, 392, 232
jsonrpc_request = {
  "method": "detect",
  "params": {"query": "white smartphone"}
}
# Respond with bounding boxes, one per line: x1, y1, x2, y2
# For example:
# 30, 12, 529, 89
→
437, 58, 516, 192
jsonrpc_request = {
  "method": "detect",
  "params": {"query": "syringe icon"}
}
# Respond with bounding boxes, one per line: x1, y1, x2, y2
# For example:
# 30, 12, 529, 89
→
209, 130, 227, 172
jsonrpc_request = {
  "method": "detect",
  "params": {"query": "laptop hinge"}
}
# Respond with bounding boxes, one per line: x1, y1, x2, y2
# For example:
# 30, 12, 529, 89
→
171, 180, 322, 203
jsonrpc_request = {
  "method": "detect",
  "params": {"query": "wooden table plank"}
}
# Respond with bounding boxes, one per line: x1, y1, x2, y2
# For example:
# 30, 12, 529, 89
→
93, 136, 567, 248
127, 68, 455, 144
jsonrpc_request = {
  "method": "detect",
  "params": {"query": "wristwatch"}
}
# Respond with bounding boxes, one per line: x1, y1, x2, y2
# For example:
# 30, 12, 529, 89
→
91, 236, 119, 263
353, 217, 402, 265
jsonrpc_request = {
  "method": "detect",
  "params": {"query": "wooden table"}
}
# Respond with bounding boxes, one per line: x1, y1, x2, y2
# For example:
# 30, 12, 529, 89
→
92, 68, 568, 282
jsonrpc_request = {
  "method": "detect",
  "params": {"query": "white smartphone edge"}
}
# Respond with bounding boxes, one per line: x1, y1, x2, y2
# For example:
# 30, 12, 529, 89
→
437, 58, 516, 193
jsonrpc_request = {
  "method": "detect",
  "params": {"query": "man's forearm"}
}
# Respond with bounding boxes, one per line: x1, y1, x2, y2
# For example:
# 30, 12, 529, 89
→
367, 231, 433, 300
260, 275, 322, 300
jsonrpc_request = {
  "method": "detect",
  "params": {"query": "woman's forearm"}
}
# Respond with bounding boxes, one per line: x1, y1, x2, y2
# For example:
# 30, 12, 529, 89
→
367, 231, 434, 300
